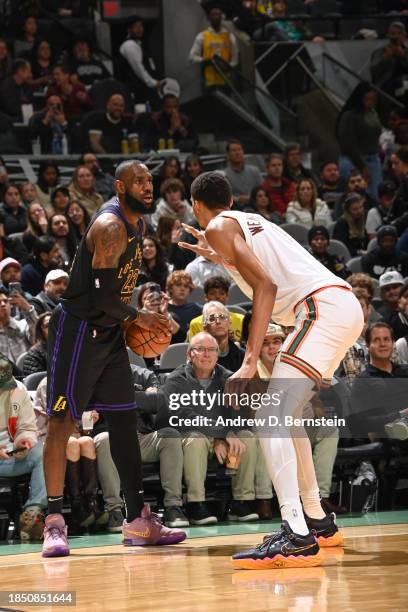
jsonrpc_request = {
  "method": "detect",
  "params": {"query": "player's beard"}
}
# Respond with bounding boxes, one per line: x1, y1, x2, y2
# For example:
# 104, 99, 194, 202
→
124, 190, 156, 215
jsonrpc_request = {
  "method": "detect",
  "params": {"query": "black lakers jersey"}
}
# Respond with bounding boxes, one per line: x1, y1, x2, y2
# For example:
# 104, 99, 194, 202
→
62, 198, 143, 326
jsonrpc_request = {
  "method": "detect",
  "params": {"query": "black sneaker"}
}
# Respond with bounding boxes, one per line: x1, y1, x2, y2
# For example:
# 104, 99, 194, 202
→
231, 521, 323, 570
164, 506, 190, 528
228, 501, 259, 522
107, 509, 124, 533
187, 502, 218, 526
305, 512, 343, 547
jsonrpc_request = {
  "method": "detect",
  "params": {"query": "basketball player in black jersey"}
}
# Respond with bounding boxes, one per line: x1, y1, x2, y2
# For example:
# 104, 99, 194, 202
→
42, 161, 187, 557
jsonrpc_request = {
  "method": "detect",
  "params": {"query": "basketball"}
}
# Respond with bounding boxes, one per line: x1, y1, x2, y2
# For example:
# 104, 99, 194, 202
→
124, 320, 171, 358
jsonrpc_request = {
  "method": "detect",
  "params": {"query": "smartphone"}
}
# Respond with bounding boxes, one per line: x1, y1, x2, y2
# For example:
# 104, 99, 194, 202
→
7, 446, 26, 456
150, 283, 161, 296
8, 282, 22, 295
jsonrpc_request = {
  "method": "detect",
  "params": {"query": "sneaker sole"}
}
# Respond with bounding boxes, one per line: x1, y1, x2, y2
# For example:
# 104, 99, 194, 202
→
42, 546, 70, 558
165, 521, 190, 528
123, 532, 187, 546
231, 549, 324, 570
316, 531, 344, 547
190, 517, 218, 526
228, 513, 259, 522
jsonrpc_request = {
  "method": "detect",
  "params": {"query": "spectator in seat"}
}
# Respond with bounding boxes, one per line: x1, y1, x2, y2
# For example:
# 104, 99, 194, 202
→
0, 59, 33, 122
20, 182, 38, 206
0, 38, 12, 82
150, 178, 195, 231
0, 356, 46, 541
339, 288, 370, 385
286, 178, 332, 229
243, 185, 283, 224
261, 153, 296, 216
70, 39, 110, 88
157, 217, 195, 270
29, 40, 53, 90
21, 236, 62, 296
0, 258, 27, 297
29, 95, 69, 155
347, 272, 382, 325
223, 139, 262, 208
334, 169, 377, 221
167, 271, 202, 339
80, 153, 114, 201
160, 332, 260, 524
0, 288, 37, 365
0, 183, 27, 236
365, 181, 399, 239
362, 225, 408, 280
387, 281, 408, 340
336, 82, 383, 198
47, 213, 77, 268
136, 237, 171, 291
203, 301, 245, 372
144, 94, 197, 152
86, 94, 135, 155
154, 156, 183, 199
22, 312, 50, 376
350, 322, 408, 440
377, 270, 405, 319
34, 161, 60, 209
318, 161, 344, 212
283, 142, 316, 184
66, 200, 90, 241
68, 165, 104, 216
332, 192, 368, 257
188, 276, 245, 342
189, 4, 239, 89
47, 64, 93, 120
49, 187, 71, 217
14, 16, 38, 58
30, 269, 69, 316
308, 226, 349, 280
137, 282, 182, 345
183, 154, 204, 200
22, 201, 49, 254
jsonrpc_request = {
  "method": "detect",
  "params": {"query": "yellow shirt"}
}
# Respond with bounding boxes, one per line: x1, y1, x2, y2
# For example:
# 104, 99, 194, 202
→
188, 312, 244, 342
202, 29, 232, 86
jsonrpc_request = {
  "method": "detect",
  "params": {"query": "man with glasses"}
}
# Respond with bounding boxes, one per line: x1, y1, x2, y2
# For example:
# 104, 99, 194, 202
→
160, 331, 260, 525
203, 301, 244, 372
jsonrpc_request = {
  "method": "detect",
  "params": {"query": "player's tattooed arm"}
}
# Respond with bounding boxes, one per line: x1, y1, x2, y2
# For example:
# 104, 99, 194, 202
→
90, 215, 127, 269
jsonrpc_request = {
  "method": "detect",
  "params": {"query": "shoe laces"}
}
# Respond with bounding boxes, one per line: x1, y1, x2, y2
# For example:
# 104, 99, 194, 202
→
44, 525, 64, 541
256, 523, 292, 552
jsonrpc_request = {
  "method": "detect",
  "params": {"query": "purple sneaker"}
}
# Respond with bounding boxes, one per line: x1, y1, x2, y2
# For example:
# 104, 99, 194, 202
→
123, 504, 187, 546
42, 514, 70, 558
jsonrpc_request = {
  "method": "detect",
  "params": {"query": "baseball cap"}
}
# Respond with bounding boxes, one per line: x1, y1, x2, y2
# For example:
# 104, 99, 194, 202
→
265, 323, 285, 339
45, 269, 69, 284
378, 181, 397, 197
377, 225, 398, 241
379, 270, 404, 288
0, 258, 21, 276
0, 356, 17, 391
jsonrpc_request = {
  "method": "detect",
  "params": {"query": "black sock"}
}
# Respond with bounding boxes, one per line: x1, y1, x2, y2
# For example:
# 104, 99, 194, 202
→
105, 410, 144, 522
48, 496, 64, 515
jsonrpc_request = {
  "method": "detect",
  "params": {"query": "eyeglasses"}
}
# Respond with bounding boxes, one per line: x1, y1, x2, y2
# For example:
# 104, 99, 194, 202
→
192, 346, 218, 354
204, 313, 229, 325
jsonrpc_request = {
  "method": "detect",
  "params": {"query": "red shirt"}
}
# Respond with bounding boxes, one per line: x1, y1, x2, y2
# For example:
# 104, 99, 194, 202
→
261, 176, 296, 216
47, 82, 93, 119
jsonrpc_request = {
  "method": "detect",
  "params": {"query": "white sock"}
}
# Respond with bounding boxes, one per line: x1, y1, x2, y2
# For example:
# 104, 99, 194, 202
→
292, 435, 326, 520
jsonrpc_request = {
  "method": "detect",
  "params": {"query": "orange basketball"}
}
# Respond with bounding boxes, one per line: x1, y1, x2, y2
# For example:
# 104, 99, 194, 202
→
124, 321, 171, 358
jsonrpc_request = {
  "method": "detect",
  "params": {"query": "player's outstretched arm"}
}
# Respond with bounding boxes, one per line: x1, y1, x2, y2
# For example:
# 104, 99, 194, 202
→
205, 218, 277, 389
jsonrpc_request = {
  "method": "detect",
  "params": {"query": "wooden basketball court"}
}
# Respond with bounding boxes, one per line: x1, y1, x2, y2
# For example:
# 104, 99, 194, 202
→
0, 516, 407, 611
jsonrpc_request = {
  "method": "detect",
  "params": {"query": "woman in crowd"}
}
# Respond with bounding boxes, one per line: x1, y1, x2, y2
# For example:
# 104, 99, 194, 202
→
151, 178, 195, 230
183, 154, 203, 199
30, 39, 53, 89
20, 181, 38, 206
136, 235, 171, 290
67, 200, 91, 241
154, 156, 182, 198
336, 82, 382, 197
333, 192, 368, 257
69, 165, 104, 216
14, 15, 38, 57
35, 161, 60, 208
156, 216, 193, 270
286, 178, 332, 229
22, 312, 51, 376
0, 182, 27, 236
49, 186, 71, 216
47, 213, 77, 268
244, 185, 283, 224
23, 201, 49, 252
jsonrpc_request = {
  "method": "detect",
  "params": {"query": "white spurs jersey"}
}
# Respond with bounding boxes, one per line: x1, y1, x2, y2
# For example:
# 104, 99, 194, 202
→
217, 211, 350, 326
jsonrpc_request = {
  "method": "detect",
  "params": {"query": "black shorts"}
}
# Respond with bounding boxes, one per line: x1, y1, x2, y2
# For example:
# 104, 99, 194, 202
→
46, 305, 136, 419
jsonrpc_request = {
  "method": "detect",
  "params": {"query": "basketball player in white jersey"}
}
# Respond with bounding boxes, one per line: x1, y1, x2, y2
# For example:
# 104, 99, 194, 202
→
179, 172, 363, 570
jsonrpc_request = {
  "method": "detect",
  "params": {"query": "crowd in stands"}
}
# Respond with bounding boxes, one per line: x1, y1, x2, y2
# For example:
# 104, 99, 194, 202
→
1, 1, 408, 542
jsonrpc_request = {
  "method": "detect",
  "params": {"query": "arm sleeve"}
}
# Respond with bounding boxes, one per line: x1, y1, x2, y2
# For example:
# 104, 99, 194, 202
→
92, 268, 137, 322
189, 33, 204, 63
120, 40, 157, 88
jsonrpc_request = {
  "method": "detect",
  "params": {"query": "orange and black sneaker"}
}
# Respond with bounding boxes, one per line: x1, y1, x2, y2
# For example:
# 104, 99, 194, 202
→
231, 521, 323, 570
305, 512, 344, 547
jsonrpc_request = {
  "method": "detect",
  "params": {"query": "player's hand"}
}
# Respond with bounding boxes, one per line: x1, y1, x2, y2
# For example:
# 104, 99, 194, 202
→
179, 224, 223, 264
224, 364, 258, 410
213, 439, 228, 463
226, 433, 246, 457
136, 309, 172, 337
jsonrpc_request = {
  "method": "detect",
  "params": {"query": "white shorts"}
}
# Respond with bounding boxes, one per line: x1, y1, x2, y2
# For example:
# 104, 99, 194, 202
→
274, 286, 364, 386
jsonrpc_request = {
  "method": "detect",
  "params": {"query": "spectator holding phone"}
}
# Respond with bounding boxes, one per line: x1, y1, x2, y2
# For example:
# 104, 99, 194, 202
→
29, 95, 69, 154
0, 287, 37, 366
